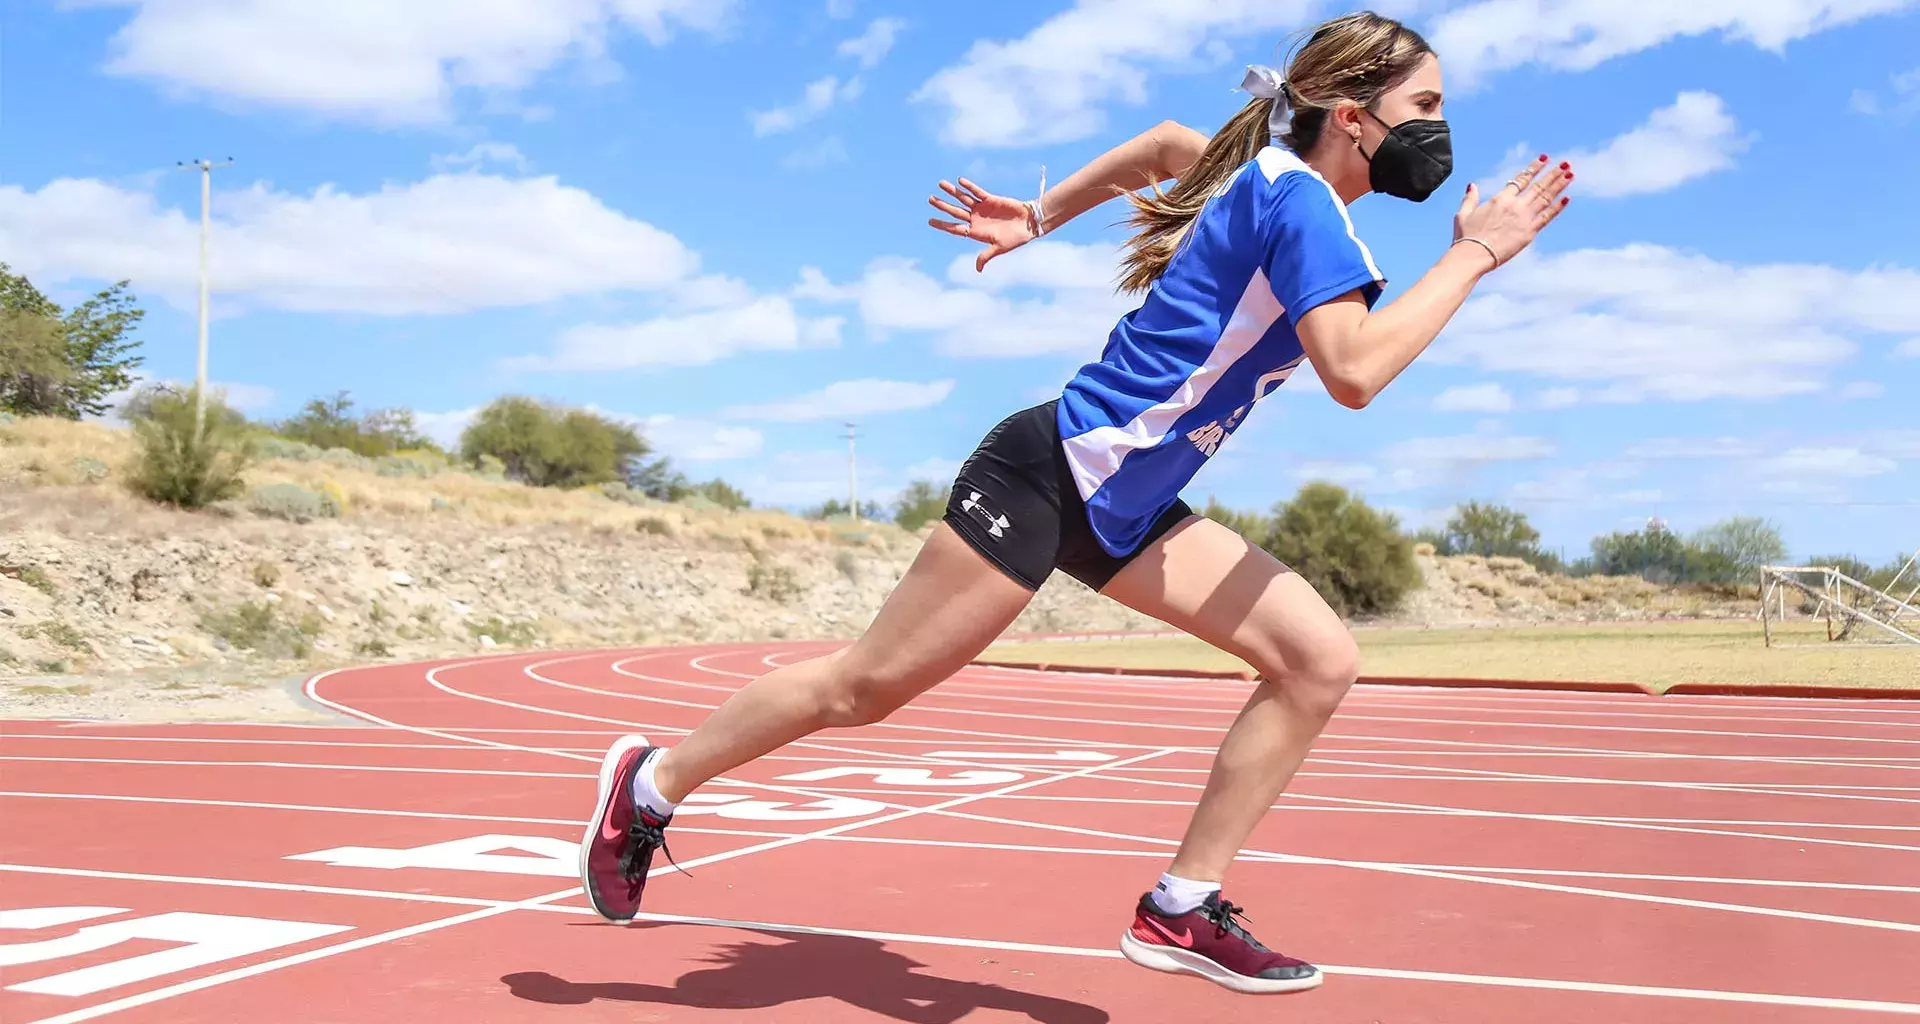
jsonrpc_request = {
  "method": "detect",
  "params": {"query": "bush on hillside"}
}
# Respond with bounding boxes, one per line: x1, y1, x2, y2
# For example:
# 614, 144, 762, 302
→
1259, 482, 1421, 618
275, 391, 436, 458
121, 384, 252, 509
891, 479, 948, 532
458, 396, 647, 488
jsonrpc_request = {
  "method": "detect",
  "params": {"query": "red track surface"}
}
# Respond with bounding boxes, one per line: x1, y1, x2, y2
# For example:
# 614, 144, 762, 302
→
4, 643, 1919, 1022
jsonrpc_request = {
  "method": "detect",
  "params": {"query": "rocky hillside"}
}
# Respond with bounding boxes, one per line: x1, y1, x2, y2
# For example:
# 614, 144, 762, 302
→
1, 415, 1753, 697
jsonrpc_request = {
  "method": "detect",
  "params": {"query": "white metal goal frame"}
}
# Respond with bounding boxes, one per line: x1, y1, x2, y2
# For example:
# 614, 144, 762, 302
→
1759, 550, 1920, 647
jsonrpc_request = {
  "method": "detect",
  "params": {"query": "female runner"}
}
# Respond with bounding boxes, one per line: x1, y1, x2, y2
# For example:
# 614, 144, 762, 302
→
579, 9, 1573, 994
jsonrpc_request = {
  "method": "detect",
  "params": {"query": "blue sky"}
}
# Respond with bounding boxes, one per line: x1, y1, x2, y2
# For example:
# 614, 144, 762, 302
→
5, 0, 1918, 563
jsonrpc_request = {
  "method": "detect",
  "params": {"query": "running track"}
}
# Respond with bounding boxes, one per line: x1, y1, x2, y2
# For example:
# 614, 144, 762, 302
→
3, 643, 1918, 1022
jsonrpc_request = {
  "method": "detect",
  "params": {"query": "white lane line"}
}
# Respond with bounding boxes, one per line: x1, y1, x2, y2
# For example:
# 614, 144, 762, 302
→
10, 798, 1920, 898
7, 862, 1914, 1016
30, 657, 1173, 1024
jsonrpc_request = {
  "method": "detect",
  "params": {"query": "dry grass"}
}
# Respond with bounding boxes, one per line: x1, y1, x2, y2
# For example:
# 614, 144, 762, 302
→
984, 620, 1920, 692
0, 415, 913, 552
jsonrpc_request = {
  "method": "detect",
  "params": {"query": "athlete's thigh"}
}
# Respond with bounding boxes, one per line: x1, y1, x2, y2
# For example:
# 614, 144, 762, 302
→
1098, 514, 1353, 680
833, 521, 1036, 698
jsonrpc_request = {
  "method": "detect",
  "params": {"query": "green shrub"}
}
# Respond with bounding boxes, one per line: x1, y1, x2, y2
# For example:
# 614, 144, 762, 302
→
458, 396, 647, 488
122, 384, 252, 509
467, 616, 539, 646
199, 600, 320, 658
1259, 482, 1421, 618
892, 480, 948, 532
274, 391, 437, 458
254, 437, 324, 461
745, 557, 802, 603
249, 483, 340, 523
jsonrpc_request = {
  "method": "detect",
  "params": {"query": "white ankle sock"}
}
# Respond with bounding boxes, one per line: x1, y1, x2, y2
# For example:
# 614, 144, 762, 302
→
1149, 873, 1219, 915
628, 749, 678, 816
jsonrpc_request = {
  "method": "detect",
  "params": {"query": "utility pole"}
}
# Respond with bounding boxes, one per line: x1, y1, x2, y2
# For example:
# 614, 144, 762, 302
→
177, 157, 233, 439
844, 422, 859, 522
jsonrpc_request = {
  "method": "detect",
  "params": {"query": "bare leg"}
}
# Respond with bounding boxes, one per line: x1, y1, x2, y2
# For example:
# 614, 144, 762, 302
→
1099, 515, 1359, 882
654, 523, 1034, 803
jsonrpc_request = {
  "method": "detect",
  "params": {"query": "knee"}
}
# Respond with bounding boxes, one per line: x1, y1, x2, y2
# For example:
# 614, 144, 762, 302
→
1254, 635, 1358, 721
815, 661, 916, 728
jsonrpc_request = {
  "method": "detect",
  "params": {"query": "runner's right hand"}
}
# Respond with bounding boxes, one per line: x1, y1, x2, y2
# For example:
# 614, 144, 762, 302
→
927, 177, 1038, 272
1453, 155, 1574, 269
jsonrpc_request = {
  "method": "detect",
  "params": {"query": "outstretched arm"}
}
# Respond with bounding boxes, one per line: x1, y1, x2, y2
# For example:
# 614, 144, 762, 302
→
929, 120, 1208, 271
1297, 157, 1573, 409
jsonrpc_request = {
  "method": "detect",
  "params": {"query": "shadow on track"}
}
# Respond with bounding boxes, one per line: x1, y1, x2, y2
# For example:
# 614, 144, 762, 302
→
501, 927, 1111, 1023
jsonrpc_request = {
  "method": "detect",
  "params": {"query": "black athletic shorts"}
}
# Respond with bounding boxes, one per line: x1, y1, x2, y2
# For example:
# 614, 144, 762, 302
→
942, 400, 1194, 592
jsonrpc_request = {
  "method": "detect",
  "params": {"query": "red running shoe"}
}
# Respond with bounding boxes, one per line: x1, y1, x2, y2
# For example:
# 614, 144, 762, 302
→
578, 735, 678, 923
1120, 891, 1323, 993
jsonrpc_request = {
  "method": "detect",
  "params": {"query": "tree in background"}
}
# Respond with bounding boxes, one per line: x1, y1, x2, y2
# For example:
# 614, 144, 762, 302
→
0, 264, 145, 419
1689, 516, 1787, 581
1430, 501, 1565, 573
459, 396, 648, 488
1258, 482, 1421, 618
277, 391, 436, 457
892, 479, 949, 532
807, 498, 886, 521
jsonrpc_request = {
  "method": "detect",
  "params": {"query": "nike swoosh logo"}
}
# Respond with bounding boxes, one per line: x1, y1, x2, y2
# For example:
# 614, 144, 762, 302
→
1142, 915, 1195, 949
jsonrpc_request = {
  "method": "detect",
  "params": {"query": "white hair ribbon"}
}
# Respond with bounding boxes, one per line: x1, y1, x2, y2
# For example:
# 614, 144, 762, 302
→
1238, 64, 1293, 143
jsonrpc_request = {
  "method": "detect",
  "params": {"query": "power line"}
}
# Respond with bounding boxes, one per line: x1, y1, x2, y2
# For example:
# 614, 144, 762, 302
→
844, 422, 858, 522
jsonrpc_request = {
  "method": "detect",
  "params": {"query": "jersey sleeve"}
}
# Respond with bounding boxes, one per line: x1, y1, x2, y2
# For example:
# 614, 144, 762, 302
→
1260, 173, 1386, 324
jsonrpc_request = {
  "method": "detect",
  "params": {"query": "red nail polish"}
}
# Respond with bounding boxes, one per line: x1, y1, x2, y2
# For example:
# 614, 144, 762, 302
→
1560, 161, 1570, 169
1537, 154, 1547, 161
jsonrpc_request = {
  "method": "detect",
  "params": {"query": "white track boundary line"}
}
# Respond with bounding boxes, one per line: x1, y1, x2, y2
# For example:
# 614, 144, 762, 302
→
6, 862, 1914, 1017
10, 796, 1920, 897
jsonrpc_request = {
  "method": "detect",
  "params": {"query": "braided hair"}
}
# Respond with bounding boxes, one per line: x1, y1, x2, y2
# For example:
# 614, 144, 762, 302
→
1117, 12, 1434, 293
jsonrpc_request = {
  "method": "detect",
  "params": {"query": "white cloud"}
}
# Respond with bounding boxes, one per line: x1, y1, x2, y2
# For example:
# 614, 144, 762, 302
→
723, 379, 956, 422
911, 0, 1316, 148
1621, 437, 1764, 461
413, 407, 482, 449
1534, 387, 1581, 409
0, 174, 697, 315
1855, 66, 1920, 116
825, 0, 856, 17
1495, 92, 1749, 197
1759, 446, 1899, 479
799, 240, 1138, 356
1434, 244, 1920, 402
1899, 337, 1920, 357
1381, 434, 1556, 464
638, 414, 764, 461
1432, 382, 1514, 413
782, 137, 850, 171
837, 17, 905, 69
1839, 380, 1886, 399
901, 456, 963, 483
1295, 434, 1554, 494
509, 297, 843, 372
74, 0, 734, 124
431, 142, 530, 173
1428, 0, 1920, 88
751, 75, 863, 136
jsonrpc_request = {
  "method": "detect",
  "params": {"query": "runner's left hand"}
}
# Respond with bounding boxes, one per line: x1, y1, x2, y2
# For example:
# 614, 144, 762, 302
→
927, 178, 1036, 272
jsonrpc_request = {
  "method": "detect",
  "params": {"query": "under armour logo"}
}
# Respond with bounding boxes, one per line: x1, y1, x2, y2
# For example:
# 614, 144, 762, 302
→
961, 491, 1011, 538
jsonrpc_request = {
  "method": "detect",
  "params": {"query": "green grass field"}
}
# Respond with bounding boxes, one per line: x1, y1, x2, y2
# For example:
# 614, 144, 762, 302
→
983, 620, 1920, 693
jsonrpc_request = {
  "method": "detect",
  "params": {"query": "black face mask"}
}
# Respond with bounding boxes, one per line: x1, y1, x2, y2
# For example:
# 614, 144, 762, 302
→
1359, 110, 1453, 202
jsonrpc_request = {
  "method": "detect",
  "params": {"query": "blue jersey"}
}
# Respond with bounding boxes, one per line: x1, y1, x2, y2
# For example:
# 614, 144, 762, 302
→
1057, 146, 1387, 557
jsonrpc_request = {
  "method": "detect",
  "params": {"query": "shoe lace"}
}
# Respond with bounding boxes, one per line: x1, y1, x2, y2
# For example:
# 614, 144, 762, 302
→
619, 815, 687, 899
1202, 898, 1269, 951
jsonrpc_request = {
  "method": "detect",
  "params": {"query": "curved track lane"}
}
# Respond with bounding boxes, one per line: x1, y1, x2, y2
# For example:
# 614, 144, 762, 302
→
4, 642, 1919, 1022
